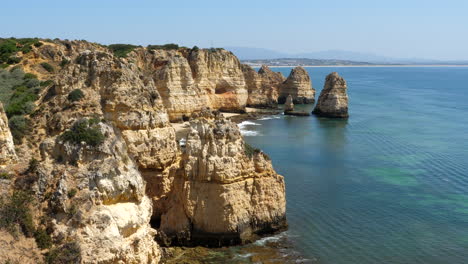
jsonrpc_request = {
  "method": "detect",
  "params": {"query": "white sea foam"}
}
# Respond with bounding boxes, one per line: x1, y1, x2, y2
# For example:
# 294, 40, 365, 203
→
238, 121, 261, 136
235, 253, 253, 259
254, 232, 286, 246
258, 115, 281, 121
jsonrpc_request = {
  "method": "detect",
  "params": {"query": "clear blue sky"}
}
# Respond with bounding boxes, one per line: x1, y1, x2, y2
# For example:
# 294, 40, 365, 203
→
2, 0, 468, 60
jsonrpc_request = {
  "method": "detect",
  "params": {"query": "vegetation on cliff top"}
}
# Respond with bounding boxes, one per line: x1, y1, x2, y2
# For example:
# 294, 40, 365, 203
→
0, 38, 43, 67
147, 43, 184, 50
108, 44, 139, 58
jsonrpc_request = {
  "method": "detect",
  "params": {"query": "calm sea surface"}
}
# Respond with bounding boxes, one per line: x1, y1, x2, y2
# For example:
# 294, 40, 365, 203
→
232, 67, 468, 264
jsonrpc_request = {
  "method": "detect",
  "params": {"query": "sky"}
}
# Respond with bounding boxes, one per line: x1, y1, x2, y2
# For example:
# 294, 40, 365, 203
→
2, 0, 468, 60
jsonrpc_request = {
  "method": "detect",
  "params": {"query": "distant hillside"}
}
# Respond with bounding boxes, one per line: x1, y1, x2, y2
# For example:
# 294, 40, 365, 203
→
242, 58, 376, 66
225, 47, 468, 65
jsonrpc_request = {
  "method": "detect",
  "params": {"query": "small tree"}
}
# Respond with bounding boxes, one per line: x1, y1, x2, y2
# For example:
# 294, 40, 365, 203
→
67, 89, 84, 102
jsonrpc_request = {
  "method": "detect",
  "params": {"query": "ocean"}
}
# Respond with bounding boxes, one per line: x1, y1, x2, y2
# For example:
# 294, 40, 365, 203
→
236, 66, 468, 264
170, 66, 468, 264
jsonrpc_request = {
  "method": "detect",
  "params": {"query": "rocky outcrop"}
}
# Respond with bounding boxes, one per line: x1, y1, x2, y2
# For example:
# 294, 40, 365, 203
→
157, 118, 287, 247
2, 39, 288, 263
0, 103, 17, 166
313, 72, 349, 118
133, 48, 248, 121
279, 66, 315, 104
284, 95, 294, 112
39, 123, 161, 263
243, 65, 285, 107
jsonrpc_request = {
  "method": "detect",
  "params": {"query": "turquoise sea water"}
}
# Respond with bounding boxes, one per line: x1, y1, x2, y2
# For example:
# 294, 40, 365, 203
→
240, 67, 468, 264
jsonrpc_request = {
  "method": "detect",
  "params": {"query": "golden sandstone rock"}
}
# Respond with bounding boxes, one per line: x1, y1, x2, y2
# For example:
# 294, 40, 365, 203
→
0, 40, 288, 263
313, 72, 349, 118
0, 103, 17, 166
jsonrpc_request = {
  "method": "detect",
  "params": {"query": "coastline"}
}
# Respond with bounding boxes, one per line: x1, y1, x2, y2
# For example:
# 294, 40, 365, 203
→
248, 64, 468, 68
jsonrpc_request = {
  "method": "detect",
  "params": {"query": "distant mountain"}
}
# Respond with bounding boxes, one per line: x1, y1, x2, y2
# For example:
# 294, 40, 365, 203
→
243, 58, 376, 67
223, 47, 468, 65
223, 47, 289, 60
295, 50, 392, 63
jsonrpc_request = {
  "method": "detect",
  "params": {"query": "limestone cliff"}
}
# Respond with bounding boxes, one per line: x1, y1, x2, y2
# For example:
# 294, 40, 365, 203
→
313, 72, 349, 118
0, 39, 287, 262
158, 118, 287, 247
0, 103, 17, 166
243, 65, 285, 107
132, 48, 248, 121
279, 66, 315, 104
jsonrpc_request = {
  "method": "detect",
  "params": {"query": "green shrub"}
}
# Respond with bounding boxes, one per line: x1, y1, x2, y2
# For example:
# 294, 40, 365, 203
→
108, 44, 138, 58
67, 188, 77, 198
40, 62, 54, 73
0, 63, 8, 69
45, 242, 81, 264
192, 46, 199, 51
27, 158, 39, 173
6, 90, 37, 117
8, 115, 29, 144
0, 191, 35, 237
6, 56, 21, 64
34, 228, 52, 249
244, 142, 261, 158
23, 73, 37, 80
33, 42, 43, 47
0, 172, 11, 180
40, 80, 54, 87
61, 119, 105, 146
147, 43, 179, 51
67, 89, 84, 102
59, 58, 70, 67
20, 45, 32, 54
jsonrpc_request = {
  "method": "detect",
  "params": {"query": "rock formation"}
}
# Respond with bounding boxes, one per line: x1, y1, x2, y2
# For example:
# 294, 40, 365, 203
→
279, 66, 315, 104
284, 95, 294, 112
0, 103, 17, 166
243, 65, 285, 107
0, 39, 287, 262
313, 72, 349, 118
133, 48, 249, 121
158, 118, 287, 247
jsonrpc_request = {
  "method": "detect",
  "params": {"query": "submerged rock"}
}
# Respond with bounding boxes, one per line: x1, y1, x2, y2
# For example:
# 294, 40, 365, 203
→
284, 95, 294, 112
313, 72, 349, 118
279, 66, 315, 104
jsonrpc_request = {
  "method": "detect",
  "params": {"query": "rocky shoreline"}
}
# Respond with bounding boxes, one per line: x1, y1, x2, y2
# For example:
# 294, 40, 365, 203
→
0, 38, 347, 263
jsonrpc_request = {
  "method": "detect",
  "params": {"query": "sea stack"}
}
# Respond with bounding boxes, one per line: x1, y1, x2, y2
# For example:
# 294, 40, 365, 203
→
278, 66, 315, 104
313, 72, 349, 118
284, 94, 294, 112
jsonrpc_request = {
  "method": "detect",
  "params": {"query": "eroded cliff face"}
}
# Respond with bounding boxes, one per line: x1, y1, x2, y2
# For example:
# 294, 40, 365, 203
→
0, 103, 17, 166
243, 65, 285, 107
313, 72, 349, 118
0, 39, 287, 262
22, 40, 164, 263
131, 48, 248, 122
39, 123, 161, 263
279, 66, 315, 104
158, 118, 286, 247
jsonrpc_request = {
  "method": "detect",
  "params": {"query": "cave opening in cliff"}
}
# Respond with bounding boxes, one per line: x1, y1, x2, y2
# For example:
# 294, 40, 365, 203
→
215, 82, 231, 94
